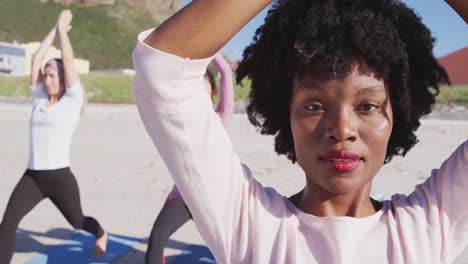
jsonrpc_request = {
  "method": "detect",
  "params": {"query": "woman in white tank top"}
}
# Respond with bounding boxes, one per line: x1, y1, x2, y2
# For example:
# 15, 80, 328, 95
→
0, 10, 108, 263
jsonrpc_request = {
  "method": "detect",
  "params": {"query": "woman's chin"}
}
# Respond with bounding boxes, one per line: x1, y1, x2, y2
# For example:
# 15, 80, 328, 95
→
47, 91, 60, 97
321, 179, 370, 196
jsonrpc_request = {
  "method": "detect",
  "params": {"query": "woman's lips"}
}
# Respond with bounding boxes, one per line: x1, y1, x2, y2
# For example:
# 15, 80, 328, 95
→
320, 149, 363, 172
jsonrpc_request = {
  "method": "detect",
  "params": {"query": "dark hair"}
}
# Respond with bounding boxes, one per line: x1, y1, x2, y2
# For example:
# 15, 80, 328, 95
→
236, 0, 449, 163
53, 58, 64, 64
45, 58, 65, 83
204, 70, 217, 91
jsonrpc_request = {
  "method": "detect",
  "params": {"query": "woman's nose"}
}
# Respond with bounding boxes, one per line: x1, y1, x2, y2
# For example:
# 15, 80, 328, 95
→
325, 109, 358, 143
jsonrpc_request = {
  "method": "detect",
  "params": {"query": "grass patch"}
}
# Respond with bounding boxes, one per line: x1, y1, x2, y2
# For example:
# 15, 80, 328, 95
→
80, 73, 134, 103
0, 74, 134, 103
436, 85, 468, 104
0, 0, 158, 69
0, 76, 29, 97
0, 74, 251, 104
234, 78, 252, 102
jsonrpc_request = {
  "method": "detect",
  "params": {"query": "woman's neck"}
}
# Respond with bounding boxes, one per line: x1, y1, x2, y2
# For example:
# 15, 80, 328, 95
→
47, 93, 63, 106
290, 183, 378, 218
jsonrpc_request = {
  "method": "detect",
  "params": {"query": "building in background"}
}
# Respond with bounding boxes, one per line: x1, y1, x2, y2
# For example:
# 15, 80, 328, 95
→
0, 42, 26, 75
0, 41, 90, 76
438, 47, 468, 86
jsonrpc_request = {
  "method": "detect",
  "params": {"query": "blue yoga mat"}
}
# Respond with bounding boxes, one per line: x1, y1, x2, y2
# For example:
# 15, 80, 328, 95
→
165, 240, 216, 264
25, 232, 140, 264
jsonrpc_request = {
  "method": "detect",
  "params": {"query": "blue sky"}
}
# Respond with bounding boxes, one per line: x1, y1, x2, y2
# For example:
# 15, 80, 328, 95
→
180, 0, 467, 60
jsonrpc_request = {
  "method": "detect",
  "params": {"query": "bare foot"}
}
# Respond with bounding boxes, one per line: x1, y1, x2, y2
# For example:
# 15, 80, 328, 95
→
93, 232, 108, 257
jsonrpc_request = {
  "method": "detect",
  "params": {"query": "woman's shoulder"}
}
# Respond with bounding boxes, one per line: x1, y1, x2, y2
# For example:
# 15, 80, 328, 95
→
240, 163, 291, 213
30, 82, 48, 100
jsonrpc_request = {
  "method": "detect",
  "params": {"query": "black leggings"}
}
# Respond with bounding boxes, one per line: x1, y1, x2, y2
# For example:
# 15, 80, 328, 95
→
0, 168, 104, 264
146, 198, 192, 264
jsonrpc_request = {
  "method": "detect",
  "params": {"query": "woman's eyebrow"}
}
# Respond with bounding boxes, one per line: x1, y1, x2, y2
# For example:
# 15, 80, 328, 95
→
354, 85, 386, 97
299, 81, 323, 90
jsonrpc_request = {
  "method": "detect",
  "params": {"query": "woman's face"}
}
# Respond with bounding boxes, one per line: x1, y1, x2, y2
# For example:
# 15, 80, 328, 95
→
43, 66, 65, 98
290, 63, 393, 196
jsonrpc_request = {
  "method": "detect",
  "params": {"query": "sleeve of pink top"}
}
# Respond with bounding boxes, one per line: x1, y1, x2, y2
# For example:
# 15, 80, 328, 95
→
403, 139, 468, 262
213, 54, 234, 127
436, 140, 468, 260
167, 55, 233, 204
132, 29, 264, 262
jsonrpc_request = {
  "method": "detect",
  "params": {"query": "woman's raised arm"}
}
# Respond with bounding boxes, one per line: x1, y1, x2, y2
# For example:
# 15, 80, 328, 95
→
144, 0, 272, 59
31, 27, 56, 87
57, 10, 79, 89
445, 0, 468, 23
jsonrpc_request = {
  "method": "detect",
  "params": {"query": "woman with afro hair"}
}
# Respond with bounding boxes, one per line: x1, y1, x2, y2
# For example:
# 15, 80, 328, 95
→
133, 0, 467, 263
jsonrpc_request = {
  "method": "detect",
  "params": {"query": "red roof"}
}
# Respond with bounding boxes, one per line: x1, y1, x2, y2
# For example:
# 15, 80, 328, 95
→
438, 47, 468, 86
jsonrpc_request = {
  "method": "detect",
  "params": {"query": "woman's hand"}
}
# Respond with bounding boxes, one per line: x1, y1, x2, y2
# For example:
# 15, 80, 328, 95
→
57, 10, 73, 33
56, 9, 79, 89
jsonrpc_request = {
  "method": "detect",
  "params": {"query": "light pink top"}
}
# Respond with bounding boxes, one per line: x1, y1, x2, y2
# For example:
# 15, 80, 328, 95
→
167, 53, 234, 202
133, 29, 468, 264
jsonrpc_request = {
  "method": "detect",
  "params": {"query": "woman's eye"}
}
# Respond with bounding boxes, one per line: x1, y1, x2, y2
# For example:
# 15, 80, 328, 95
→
305, 103, 325, 112
358, 103, 379, 112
